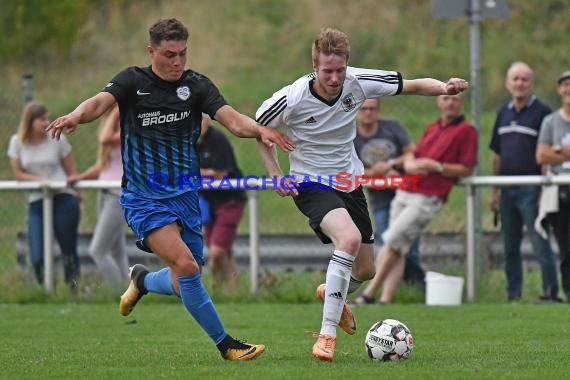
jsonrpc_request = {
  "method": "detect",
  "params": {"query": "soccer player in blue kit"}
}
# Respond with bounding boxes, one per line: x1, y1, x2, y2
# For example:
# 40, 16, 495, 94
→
47, 18, 294, 361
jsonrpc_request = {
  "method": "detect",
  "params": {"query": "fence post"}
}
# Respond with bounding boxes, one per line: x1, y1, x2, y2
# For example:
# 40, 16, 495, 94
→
21, 73, 34, 104
42, 186, 55, 292
247, 189, 260, 294
465, 182, 476, 301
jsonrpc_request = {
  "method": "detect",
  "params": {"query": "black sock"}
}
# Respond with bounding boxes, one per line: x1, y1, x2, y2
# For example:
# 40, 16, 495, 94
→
216, 334, 250, 353
136, 270, 148, 295
216, 334, 234, 353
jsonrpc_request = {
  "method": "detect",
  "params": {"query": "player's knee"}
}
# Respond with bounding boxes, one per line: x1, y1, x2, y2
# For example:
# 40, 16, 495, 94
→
340, 233, 361, 254
173, 255, 200, 275
354, 266, 375, 281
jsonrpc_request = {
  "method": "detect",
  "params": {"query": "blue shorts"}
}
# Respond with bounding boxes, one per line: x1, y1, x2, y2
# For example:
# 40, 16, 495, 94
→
120, 190, 204, 265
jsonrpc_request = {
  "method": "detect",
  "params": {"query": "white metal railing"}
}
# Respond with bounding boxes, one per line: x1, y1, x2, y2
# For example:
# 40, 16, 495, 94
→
2, 180, 121, 292
0, 180, 261, 294
461, 174, 570, 301
3, 175, 570, 299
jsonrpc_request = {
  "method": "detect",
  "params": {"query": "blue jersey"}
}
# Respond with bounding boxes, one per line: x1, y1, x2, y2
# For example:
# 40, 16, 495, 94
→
103, 66, 227, 198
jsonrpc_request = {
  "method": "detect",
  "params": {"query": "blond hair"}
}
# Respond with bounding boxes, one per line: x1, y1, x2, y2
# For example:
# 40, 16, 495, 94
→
17, 101, 47, 145
312, 28, 350, 65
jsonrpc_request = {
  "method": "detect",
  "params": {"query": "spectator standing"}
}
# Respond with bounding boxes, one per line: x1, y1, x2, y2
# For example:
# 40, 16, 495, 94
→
358, 93, 477, 304
489, 61, 560, 302
68, 105, 128, 291
197, 115, 247, 292
352, 98, 422, 306
7, 101, 81, 289
535, 70, 570, 302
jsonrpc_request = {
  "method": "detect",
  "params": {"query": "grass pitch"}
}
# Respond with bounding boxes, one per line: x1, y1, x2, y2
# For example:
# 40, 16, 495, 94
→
1, 301, 568, 380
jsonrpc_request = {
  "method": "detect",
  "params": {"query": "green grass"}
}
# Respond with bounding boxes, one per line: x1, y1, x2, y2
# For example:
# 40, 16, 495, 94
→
0, 269, 561, 378
1, 301, 569, 380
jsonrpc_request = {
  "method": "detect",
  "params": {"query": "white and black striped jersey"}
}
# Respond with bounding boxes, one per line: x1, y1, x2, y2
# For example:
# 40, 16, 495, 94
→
256, 67, 402, 191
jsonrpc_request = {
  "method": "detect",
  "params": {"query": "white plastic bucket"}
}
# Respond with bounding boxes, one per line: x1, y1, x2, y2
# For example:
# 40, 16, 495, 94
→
425, 271, 464, 306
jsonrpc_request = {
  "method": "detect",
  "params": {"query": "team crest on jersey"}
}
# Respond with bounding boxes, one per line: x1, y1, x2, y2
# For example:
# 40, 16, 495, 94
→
341, 94, 356, 112
176, 86, 191, 101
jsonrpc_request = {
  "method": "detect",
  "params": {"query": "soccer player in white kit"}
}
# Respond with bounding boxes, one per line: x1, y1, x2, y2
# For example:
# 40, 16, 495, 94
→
255, 27, 468, 362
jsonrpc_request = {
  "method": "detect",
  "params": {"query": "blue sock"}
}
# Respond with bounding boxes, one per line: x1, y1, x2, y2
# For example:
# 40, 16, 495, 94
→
178, 273, 227, 345
144, 268, 176, 295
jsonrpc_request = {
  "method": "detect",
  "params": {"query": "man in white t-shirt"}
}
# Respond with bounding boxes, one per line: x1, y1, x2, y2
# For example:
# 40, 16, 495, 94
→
536, 70, 570, 302
255, 27, 468, 362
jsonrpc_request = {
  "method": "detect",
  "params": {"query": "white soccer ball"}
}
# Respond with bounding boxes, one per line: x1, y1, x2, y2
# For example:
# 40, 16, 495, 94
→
364, 318, 414, 361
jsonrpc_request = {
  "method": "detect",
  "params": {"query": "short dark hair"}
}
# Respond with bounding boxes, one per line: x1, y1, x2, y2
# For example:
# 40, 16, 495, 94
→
149, 18, 189, 46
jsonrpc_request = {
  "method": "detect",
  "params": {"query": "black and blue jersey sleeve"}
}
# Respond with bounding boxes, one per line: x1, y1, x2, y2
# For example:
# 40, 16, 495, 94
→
193, 73, 227, 120
102, 67, 136, 103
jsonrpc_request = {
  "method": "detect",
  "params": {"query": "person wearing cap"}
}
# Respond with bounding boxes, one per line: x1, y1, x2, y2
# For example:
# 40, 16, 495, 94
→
535, 70, 570, 302
489, 61, 560, 303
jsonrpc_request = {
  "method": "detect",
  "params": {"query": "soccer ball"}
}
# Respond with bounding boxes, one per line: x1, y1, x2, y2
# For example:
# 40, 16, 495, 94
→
364, 319, 414, 361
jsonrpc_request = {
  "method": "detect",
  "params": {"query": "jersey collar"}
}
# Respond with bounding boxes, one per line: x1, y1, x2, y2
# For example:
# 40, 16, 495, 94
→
309, 79, 343, 107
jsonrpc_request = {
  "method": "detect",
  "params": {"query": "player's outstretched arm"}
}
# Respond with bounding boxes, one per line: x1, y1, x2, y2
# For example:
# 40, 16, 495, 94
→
215, 105, 295, 152
46, 92, 116, 140
256, 139, 298, 197
401, 77, 468, 96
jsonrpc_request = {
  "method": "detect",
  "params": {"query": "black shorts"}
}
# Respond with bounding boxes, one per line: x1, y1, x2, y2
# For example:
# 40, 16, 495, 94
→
293, 183, 374, 244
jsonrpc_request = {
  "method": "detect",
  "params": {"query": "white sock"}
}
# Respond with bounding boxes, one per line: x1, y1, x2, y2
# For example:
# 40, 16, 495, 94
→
321, 250, 354, 337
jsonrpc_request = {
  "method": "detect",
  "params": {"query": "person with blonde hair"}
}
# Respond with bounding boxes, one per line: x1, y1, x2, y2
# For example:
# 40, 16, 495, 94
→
256, 27, 468, 361
8, 101, 81, 289
68, 105, 128, 291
